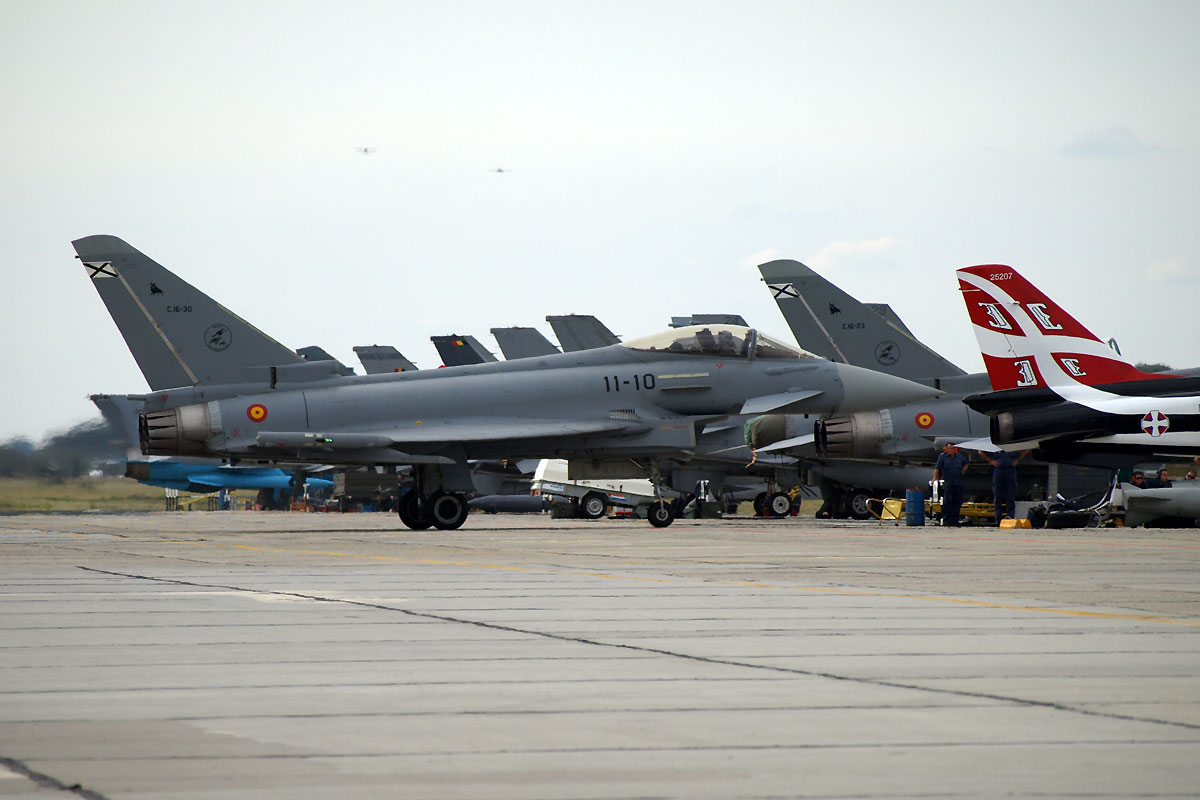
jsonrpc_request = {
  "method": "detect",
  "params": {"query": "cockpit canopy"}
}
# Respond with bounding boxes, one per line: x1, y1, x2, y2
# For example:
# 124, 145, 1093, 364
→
622, 325, 814, 360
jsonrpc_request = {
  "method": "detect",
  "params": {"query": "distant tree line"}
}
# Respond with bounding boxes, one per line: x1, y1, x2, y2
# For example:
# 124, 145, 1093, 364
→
0, 419, 125, 479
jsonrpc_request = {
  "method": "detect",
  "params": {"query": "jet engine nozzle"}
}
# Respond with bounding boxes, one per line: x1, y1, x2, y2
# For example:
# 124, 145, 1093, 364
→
140, 404, 212, 456
816, 412, 888, 459
993, 412, 1017, 445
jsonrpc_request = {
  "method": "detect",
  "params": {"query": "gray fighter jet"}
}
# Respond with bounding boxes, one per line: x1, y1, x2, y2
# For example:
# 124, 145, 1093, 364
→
73, 236, 941, 530
139, 323, 941, 530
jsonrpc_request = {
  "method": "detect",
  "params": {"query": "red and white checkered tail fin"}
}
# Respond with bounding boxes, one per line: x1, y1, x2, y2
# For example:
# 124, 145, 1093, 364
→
955, 265, 1170, 391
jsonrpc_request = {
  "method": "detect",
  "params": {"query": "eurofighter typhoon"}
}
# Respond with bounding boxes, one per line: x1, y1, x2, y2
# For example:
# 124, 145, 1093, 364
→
74, 235, 941, 530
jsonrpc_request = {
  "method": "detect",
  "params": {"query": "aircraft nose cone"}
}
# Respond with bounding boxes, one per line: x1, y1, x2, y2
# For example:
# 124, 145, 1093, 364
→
832, 363, 942, 414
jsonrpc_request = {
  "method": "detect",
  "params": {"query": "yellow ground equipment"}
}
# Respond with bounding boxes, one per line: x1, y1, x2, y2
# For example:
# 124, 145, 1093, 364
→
867, 496, 995, 526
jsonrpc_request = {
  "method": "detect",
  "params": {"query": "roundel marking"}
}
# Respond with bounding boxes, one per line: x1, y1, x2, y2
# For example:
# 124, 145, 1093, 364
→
875, 340, 900, 366
915, 412, 935, 430
1140, 410, 1169, 437
246, 403, 269, 423
205, 323, 232, 352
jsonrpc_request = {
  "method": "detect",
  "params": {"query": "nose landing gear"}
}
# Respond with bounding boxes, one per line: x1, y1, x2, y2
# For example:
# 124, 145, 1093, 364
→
646, 498, 676, 528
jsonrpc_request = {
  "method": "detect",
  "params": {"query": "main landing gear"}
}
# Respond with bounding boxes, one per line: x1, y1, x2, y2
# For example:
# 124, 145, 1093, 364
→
753, 489, 795, 518
397, 489, 469, 530
396, 460, 474, 531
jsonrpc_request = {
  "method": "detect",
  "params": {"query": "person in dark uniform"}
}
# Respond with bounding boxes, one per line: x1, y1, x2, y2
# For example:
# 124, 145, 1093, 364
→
1129, 471, 1147, 488
1152, 468, 1172, 488
980, 449, 1029, 524
933, 443, 969, 526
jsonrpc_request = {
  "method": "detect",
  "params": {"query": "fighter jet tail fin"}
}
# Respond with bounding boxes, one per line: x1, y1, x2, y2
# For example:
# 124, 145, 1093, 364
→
431, 335, 498, 366
490, 327, 560, 359
353, 345, 418, 373
758, 259, 965, 380
73, 235, 303, 390
546, 314, 621, 352
295, 346, 355, 376
956, 265, 1175, 392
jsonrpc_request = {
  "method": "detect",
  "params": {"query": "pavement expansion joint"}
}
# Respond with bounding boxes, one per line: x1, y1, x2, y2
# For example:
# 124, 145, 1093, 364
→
0, 755, 110, 800
75, 564, 1200, 734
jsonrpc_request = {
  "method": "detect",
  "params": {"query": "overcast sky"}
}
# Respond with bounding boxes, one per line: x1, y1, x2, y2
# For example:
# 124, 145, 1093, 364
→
2, 0, 1198, 444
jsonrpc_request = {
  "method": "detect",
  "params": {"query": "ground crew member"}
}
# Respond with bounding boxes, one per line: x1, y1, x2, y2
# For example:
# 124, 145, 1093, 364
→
980, 449, 1029, 524
933, 443, 969, 526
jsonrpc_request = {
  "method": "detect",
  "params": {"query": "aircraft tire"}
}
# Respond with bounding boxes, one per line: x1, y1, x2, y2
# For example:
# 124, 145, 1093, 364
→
578, 492, 608, 520
397, 491, 433, 530
647, 500, 675, 528
767, 491, 792, 518
753, 492, 768, 516
847, 489, 874, 520
429, 491, 469, 530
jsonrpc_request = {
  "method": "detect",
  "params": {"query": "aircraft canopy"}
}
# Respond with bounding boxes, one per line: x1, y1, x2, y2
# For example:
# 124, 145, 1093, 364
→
622, 325, 814, 360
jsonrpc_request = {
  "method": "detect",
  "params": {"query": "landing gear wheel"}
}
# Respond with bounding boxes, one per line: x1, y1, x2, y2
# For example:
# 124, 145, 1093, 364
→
429, 491, 469, 530
753, 492, 768, 516
847, 489, 873, 520
578, 491, 608, 520
397, 491, 433, 530
767, 491, 792, 518
647, 500, 676, 528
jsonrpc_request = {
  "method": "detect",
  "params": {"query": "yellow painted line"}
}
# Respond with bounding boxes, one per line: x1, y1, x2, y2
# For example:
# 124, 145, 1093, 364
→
221, 540, 678, 581
205, 537, 1200, 626
706, 581, 1200, 627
